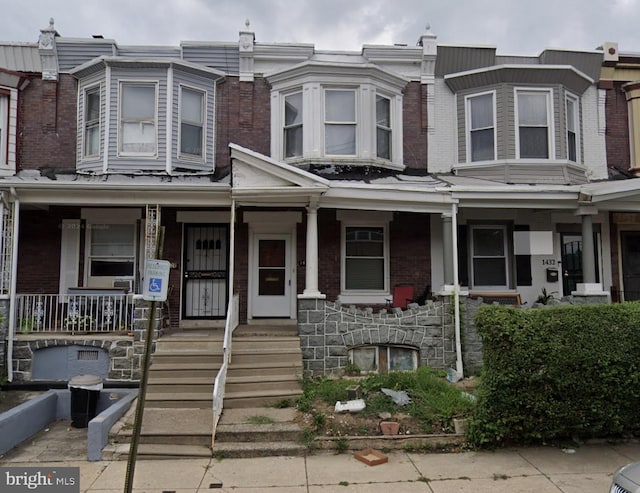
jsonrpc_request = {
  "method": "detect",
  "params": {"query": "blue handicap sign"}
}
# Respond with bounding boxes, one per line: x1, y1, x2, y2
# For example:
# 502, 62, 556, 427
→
148, 277, 162, 293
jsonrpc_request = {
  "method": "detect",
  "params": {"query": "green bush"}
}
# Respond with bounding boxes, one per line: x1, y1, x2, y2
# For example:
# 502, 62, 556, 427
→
467, 303, 640, 448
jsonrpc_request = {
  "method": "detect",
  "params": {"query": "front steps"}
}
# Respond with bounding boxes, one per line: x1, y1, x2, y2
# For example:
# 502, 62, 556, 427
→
107, 325, 305, 459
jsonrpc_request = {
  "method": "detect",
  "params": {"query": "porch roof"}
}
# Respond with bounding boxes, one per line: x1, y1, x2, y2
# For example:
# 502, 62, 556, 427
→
578, 177, 640, 211
0, 171, 231, 207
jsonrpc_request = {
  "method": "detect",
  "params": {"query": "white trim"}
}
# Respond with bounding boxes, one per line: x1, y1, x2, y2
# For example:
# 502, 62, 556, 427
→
80, 83, 102, 161
469, 224, 510, 290
81, 208, 142, 223
0, 88, 18, 175
0, 93, 8, 167
59, 219, 81, 294
117, 80, 159, 158
177, 84, 207, 164
166, 68, 173, 173
103, 66, 111, 173
465, 90, 496, 162
514, 87, 555, 160
565, 91, 581, 163
176, 211, 230, 223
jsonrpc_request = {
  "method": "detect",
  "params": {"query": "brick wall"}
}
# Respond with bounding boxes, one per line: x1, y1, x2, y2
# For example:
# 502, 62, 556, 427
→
605, 82, 631, 171
216, 77, 271, 170
402, 81, 428, 171
18, 74, 78, 171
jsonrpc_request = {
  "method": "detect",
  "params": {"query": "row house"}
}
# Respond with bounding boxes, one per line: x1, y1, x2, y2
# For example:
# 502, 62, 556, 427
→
0, 20, 630, 386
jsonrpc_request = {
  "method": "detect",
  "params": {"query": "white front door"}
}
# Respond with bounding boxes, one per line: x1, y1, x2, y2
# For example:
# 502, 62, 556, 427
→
251, 234, 292, 318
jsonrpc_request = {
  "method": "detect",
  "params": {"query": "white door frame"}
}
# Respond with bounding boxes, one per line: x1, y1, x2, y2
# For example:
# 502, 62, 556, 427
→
245, 211, 300, 320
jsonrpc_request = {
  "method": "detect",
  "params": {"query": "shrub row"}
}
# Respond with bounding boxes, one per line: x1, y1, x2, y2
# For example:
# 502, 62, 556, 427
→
467, 302, 640, 448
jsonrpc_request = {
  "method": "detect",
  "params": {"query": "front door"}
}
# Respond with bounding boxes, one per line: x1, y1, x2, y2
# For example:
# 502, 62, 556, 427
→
561, 234, 582, 295
621, 231, 640, 301
251, 234, 292, 318
182, 224, 229, 319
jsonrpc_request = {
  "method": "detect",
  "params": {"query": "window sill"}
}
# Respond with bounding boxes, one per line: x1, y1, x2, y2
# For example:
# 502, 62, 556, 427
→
338, 293, 391, 305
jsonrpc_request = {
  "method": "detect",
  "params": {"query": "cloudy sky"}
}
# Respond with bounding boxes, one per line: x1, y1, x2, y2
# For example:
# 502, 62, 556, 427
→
2, 0, 639, 55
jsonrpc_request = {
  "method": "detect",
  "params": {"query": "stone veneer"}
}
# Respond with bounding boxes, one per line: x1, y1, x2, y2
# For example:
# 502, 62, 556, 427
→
0, 299, 8, 380
298, 297, 485, 376
10, 298, 164, 383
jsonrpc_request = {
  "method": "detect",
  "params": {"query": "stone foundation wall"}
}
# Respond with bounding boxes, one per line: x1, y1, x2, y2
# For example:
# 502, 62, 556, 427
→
298, 298, 482, 376
0, 299, 8, 381
10, 298, 164, 383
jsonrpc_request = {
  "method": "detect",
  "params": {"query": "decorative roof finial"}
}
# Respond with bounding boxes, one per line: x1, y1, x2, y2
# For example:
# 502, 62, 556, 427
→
425, 22, 431, 31
49, 17, 55, 29
245, 18, 250, 29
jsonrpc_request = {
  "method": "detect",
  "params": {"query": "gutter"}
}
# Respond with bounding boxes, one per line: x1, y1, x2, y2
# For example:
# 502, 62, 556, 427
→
6, 187, 19, 382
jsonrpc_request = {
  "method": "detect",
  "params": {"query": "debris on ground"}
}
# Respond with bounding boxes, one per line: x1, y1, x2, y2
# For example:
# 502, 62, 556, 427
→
381, 388, 411, 406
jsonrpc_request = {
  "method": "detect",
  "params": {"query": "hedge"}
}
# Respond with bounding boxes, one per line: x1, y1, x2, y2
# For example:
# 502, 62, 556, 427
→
467, 302, 640, 448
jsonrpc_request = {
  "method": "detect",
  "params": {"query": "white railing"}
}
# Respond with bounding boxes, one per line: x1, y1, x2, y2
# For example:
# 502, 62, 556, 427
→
211, 293, 239, 448
15, 293, 135, 334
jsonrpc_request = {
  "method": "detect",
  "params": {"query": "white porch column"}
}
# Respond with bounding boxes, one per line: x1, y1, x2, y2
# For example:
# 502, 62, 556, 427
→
573, 207, 607, 296
7, 189, 19, 381
300, 199, 325, 299
442, 213, 454, 286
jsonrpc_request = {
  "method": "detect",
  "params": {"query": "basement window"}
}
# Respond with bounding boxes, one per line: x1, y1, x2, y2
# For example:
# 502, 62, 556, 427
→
349, 345, 418, 374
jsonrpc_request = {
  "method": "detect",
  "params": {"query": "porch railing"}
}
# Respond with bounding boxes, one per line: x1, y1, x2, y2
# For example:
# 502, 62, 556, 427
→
211, 293, 239, 448
15, 294, 135, 334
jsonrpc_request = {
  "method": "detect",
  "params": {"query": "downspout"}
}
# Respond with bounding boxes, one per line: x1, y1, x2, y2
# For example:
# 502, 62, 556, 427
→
7, 187, 20, 382
451, 202, 464, 379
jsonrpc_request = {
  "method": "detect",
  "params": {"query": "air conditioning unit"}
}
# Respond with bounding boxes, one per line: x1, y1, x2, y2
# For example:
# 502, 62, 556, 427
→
603, 42, 619, 62
113, 279, 133, 293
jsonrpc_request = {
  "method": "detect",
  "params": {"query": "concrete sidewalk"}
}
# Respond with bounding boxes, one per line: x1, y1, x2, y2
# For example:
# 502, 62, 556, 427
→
2, 440, 637, 492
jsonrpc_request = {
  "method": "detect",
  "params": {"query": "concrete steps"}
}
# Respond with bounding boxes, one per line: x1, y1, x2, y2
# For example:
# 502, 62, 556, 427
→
106, 325, 306, 459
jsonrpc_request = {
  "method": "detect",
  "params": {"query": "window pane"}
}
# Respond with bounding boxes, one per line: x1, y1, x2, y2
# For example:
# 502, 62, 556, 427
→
85, 125, 100, 156
389, 347, 416, 371
91, 224, 135, 257
518, 93, 547, 125
346, 227, 384, 256
181, 89, 203, 123
180, 123, 203, 155
470, 94, 493, 129
566, 98, 576, 132
473, 258, 507, 286
519, 127, 549, 159
345, 258, 384, 289
122, 85, 155, 119
285, 126, 303, 158
285, 93, 302, 126
352, 347, 377, 372
376, 96, 390, 127
377, 127, 391, 160
326, 125, 355, 155
91, 260, 134, 277
326, 90, 355, 122
473, 228, 504, 256
121, 122, 155, 153
470, 129, 494, 161
86, 90, 100, 121
568, 131, 576, 162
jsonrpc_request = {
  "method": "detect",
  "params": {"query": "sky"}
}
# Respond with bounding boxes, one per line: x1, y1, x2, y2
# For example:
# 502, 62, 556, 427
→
1, 0, 639, 55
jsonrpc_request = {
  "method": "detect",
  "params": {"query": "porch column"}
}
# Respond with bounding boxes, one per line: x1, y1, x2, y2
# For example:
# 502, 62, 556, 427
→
581, 213, 596, 284
300, 199, 325, 299
442, 213, 454, 286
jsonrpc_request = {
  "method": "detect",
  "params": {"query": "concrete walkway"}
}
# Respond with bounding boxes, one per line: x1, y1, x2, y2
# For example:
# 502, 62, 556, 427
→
1, 422, 636, 492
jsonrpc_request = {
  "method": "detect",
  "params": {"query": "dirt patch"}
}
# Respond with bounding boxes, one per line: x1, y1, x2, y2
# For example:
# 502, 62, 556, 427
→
297, 399, 444, 438
0, 390, 45, 414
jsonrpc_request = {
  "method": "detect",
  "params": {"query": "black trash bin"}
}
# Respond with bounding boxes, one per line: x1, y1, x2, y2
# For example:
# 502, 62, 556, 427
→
68, 374, 103, 428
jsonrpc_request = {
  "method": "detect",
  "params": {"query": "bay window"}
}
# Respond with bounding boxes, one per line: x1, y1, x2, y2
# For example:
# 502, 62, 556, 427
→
120, 83, 157, 155
466, 92, 495, 161
516, 89, 551, 159
83, 87, 100, 158
325, 89, 356, 155
180, 87, 205, 159
566, 94, 579, 162
284, 92, 303, 158
376, 95, 392, 160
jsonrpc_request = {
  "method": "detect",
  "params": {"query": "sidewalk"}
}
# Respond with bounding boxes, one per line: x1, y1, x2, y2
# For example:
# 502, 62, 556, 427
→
1, 429, 636, 492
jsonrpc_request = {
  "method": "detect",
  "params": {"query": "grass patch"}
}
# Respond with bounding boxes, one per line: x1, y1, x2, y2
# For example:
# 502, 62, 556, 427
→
246, 415, 275, 425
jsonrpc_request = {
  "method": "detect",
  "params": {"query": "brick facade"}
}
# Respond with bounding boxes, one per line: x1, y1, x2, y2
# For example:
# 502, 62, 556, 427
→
402, 81, 429, 171
605, 81, 631, 172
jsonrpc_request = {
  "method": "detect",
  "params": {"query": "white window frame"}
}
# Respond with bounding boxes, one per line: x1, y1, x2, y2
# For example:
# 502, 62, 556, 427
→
341, 223, 389, 294
465, 91, 496, 162
375, 93, 392, 161
0, 92, 7, 167
565, 92, 580, 163
82, 84, 101, 159
349, 345, 418, 374
324, 88, 358, 156
178, 85, 206, 161
515, 88, 554, 160
118, 81, 158, 157
470, 224, 510, 290
283, 91, 303, 158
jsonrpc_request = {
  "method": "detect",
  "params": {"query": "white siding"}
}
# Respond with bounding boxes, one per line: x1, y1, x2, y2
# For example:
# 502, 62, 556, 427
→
428, 78, 457, 173
581, 86, 608, 181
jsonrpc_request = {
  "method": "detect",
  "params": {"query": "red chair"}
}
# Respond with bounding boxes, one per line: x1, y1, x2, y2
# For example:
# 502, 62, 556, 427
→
388, 284, 414, 309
